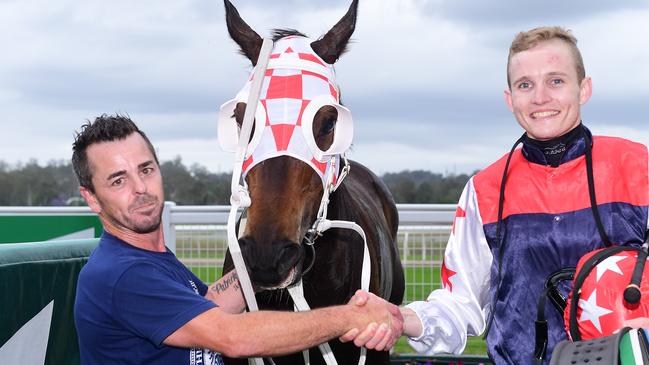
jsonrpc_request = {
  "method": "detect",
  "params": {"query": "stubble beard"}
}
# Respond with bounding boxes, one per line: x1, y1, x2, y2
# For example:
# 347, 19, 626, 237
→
130, 213, 162, 234
101, 194, 163, 234
128, 194, 163, 234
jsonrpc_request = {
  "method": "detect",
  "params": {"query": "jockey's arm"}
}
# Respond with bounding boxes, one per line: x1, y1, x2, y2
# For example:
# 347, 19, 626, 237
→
403, 178, 492, 354
342, 179, 492, 354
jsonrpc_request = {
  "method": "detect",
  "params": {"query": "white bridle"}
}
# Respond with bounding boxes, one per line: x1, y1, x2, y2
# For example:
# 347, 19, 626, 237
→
220, 37, 370, 365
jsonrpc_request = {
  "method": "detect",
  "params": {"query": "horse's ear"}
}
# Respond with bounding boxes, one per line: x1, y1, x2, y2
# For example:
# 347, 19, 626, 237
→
224, 0, 263, 65
310, 0, 358, 64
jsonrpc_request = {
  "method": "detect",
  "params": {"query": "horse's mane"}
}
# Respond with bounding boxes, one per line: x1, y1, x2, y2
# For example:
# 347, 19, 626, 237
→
270, 28, 351, 59
271, 29, 307, 41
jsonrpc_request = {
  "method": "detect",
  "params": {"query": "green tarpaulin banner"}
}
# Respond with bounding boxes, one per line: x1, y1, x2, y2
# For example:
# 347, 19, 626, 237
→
0, 215, 102, 244
0, 239, 98, 365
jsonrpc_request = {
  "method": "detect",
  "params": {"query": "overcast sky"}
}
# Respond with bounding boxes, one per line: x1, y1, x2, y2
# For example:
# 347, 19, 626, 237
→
1, 0, 648, 175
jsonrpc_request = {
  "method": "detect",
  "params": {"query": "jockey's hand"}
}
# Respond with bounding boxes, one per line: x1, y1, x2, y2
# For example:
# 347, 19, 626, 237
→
341, 322, 395, 351
339, 290, 403, 350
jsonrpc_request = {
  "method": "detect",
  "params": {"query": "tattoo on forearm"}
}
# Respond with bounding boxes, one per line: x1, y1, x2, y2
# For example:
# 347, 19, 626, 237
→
211, 272, 241, 294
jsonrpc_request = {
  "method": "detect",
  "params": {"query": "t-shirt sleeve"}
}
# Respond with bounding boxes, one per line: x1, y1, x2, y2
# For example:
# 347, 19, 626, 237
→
187, 267, 209, 297
112, 262, 217, 346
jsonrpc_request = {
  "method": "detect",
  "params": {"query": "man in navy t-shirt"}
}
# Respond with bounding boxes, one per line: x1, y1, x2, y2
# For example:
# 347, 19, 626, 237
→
75, 230, 225, 365
71, 114, 403, 364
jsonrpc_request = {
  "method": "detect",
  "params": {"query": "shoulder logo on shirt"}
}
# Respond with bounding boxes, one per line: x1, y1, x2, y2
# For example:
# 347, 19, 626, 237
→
188, 279, 199, 294
190, 348, 224, 365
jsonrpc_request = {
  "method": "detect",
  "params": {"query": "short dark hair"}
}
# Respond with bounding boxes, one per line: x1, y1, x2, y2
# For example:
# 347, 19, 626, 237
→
72, 114, 159, 193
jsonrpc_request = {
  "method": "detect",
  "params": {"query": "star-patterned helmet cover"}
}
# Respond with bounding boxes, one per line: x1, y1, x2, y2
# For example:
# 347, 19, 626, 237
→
564, 248, 649, 340
217, 36, 353, 186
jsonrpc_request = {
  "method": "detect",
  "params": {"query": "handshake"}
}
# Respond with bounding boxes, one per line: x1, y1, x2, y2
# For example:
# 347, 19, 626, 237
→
339, 290, 421, 351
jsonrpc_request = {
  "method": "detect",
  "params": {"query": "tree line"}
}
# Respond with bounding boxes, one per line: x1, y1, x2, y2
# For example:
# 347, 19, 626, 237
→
0, 158, 473, 206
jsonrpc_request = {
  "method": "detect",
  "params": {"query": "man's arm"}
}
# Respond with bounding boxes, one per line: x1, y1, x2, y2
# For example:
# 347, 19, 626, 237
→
165, 290, 403, 358
204, 270, 246, 314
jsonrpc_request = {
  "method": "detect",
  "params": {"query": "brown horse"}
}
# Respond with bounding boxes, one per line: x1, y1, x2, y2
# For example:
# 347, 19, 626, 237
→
220, 1, 404, 364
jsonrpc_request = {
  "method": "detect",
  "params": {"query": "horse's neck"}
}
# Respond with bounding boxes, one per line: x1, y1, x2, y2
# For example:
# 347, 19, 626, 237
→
325, 167, 403, 303
327, 186, 350, 220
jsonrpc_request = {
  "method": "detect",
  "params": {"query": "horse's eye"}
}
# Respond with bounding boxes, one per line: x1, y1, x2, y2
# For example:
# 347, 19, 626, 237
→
313, 106, 337, 151
234, 102, 255, 143
321, 118, 336, 136
234, 102, 247, 127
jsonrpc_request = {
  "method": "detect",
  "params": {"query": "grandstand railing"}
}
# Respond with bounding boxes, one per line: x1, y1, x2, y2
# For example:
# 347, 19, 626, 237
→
164, 203, 456, 305
1, 203, 456, 305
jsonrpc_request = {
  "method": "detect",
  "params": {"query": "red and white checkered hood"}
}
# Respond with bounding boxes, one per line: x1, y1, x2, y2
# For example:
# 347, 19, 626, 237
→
218, 36, 353, 187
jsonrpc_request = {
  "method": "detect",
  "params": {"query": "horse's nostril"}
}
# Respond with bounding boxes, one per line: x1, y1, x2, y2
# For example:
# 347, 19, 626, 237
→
276, 243, 302, 273
279, 244, 300, 263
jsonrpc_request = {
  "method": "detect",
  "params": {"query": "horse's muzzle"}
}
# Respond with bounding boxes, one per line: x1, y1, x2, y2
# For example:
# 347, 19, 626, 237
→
239, 236, 305, 289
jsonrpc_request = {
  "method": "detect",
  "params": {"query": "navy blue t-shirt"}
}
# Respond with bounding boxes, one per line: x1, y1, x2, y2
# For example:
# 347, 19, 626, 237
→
74, 232, 222, 365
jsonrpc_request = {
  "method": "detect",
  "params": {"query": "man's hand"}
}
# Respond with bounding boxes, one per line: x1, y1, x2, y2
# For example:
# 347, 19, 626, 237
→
339, 290, 404, 351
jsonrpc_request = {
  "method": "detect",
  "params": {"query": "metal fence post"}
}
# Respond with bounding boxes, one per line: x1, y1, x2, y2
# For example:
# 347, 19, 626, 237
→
403, 232, 410, 259
162, 201, 176, 253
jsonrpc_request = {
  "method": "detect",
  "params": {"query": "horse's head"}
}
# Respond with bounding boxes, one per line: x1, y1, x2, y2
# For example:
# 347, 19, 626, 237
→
218, 0, 358, 290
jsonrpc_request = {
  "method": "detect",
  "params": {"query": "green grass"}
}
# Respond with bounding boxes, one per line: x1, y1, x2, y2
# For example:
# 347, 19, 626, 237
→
175, 238, 226, 260
176, 251, 226, 260
403, 266, 437, 302
393, 337, 487, 356
189, 266, 222, 283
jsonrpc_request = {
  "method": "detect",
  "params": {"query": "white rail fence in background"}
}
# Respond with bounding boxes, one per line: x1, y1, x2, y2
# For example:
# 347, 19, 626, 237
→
166, 203, 456, 304
1, 203, 456, 305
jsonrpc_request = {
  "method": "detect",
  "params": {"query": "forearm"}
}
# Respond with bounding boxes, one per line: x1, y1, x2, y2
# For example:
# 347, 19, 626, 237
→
205, 270, 246, 314
226, 293, 400, 357
401, 307, 423, 337
167, 303, 364, 358
170, 288, 400, 357
225, 305, 357, 357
